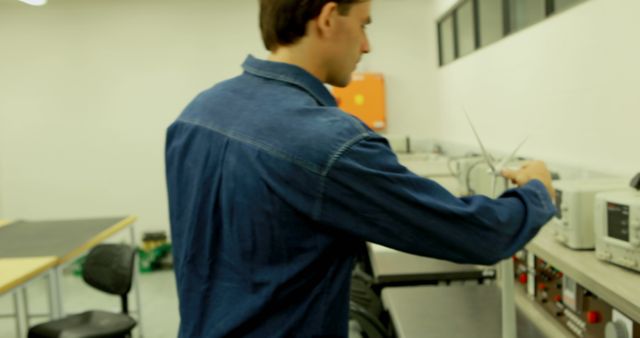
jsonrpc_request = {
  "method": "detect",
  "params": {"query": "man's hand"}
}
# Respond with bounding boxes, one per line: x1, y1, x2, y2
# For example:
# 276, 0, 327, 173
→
501, 160, 555, 199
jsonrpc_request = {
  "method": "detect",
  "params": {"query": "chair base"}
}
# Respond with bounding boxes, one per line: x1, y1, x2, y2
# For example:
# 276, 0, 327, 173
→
28, 310, 136, 338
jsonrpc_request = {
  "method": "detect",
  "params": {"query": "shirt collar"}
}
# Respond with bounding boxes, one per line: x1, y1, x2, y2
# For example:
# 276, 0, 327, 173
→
242, 55, 337, 107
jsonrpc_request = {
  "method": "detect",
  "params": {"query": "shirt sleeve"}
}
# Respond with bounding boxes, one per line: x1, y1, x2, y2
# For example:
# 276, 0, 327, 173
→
315, 134, 556, 265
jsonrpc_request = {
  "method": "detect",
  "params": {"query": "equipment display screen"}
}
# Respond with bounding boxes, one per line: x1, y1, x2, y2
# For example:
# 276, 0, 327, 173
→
555, 190, 563, 219
607, 202, 629, 242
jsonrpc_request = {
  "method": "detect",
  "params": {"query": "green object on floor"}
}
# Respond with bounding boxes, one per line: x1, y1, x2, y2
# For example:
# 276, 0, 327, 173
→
138, 243, 172, 273
70, 256, 87, 276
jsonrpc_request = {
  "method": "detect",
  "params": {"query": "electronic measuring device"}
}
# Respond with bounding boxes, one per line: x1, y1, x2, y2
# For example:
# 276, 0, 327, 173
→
552, 178, 628, 249
594, 173, 640, 272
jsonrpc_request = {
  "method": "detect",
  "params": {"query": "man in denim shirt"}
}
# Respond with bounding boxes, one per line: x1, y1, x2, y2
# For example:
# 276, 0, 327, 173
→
165, 0, 556, 337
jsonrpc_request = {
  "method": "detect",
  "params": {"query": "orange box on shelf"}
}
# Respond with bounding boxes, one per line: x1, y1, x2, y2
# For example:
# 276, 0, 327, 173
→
331, 73, 386, 131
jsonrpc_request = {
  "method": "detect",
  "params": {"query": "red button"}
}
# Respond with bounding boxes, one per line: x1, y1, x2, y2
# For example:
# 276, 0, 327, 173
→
538, 283, 547, 290
586, 311, 601, 324
553, 294, 562, 302
519, 273, 528, 284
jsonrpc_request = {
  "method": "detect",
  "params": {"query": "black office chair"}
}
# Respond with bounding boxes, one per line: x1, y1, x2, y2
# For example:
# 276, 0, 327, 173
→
349, 266, 393, 338
29, 244, 137, 338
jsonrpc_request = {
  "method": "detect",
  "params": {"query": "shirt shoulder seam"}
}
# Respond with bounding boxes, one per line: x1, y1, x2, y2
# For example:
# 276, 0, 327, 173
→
312, 132, 372, 219
176, 118, 324, 174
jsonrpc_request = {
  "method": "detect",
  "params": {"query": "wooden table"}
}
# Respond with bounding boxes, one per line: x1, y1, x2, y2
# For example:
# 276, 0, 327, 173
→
0, 257, 58, 295
0, 216, 142, 336
0, 256, 58, 338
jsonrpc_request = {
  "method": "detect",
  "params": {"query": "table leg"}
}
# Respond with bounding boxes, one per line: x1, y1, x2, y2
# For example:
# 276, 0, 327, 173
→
22, 287, 31, 329
47, 269, 59, 319
130, 224, 144, 338
53, 266, 65, 318
13, 289, 27, 338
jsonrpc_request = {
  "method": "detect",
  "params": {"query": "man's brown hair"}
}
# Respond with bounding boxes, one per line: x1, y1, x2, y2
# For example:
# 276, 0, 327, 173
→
260, 0, 367, 51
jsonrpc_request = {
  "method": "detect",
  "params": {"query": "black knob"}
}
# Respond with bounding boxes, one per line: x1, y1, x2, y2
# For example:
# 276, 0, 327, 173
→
630, 173, 640, 190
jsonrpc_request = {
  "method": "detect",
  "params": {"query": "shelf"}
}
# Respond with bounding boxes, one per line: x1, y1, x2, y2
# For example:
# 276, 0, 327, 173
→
526, 225, 640, 322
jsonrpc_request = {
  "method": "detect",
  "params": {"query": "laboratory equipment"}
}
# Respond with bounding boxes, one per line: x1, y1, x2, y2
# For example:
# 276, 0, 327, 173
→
520, 254, 639, 338
448, 154, 483, 196
552, 178, 628, 249
594, 174, 640, 272
466, 159, 524, 197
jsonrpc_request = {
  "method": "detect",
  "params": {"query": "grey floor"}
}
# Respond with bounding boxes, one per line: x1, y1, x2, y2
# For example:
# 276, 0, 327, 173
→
0, 269, 179, 338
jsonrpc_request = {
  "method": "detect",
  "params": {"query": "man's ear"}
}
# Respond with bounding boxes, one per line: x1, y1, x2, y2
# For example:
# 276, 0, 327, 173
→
312, 2, 339, 38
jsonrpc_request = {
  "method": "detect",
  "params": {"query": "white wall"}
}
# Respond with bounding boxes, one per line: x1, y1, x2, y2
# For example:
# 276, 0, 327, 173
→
0, 0, 436, 235
0, 0, 266, 235
6, 0, 631, 237
363, 0, 439, 138
429, 0, 640, 178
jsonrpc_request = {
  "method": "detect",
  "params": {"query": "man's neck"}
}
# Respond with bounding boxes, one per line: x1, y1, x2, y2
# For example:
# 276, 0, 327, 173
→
268, 45, 327, 83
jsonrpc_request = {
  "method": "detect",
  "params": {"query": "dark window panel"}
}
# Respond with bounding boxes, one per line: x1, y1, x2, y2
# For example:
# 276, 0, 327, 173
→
554, 0, 585, 13
508, 0, 546, 32
478, 0, 504, 47
440, 16, 456, 65
456, 1, 476, 57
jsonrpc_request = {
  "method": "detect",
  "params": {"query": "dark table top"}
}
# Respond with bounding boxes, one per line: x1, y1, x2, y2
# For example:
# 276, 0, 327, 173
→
0, 217, 131, 261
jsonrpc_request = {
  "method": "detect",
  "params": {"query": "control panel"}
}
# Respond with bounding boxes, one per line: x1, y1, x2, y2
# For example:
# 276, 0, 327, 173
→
514, 251, 640, 337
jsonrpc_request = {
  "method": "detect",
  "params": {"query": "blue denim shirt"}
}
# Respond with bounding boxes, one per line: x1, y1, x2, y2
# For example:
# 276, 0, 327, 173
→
165, 55, 555, 337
